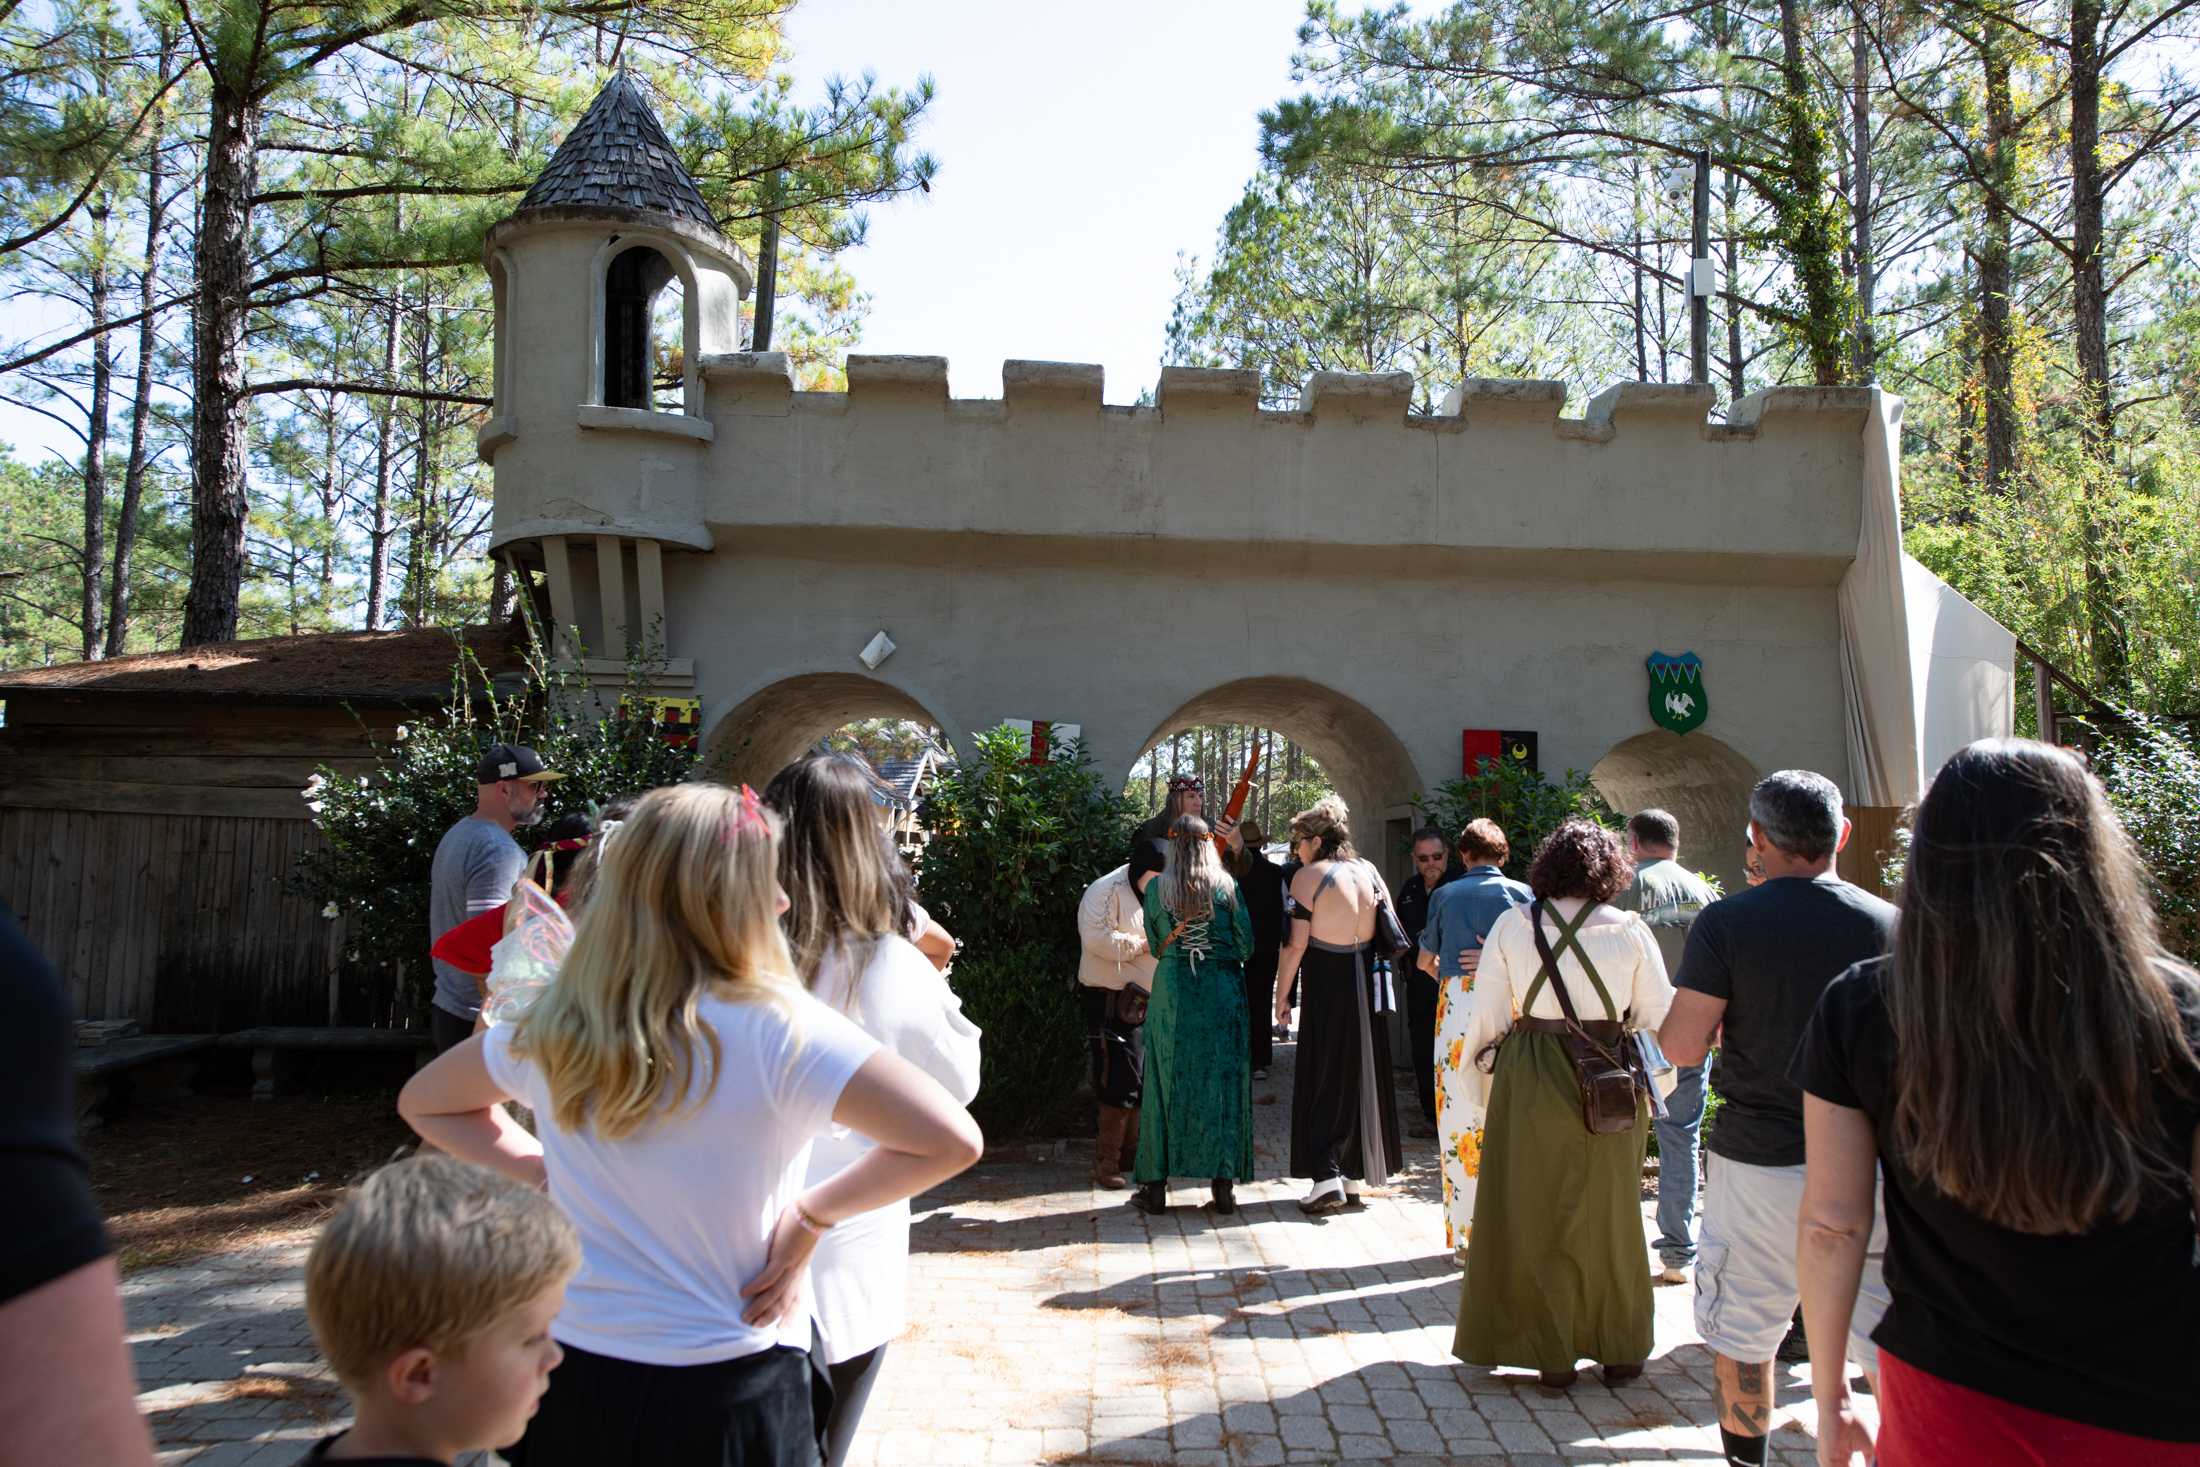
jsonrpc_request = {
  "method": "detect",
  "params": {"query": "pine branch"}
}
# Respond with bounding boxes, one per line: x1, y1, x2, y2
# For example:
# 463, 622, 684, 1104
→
240, 378, 492, 407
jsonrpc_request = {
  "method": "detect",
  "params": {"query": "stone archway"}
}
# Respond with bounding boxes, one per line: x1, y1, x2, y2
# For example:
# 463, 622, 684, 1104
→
1135, 676, 1423, 870
1589, 730, 1760, 894
701, 672, 953, 790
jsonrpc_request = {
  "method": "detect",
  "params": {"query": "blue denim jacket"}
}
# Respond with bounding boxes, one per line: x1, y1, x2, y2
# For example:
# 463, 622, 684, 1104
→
1418, 865, 1533, 979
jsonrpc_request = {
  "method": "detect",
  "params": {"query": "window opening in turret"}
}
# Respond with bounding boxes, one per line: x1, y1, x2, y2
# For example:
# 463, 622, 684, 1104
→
602, 245, 684, 412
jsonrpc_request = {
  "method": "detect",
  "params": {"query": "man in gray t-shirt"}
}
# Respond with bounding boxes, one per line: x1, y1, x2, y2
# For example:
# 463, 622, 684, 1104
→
427, 742, 561, 1049
1616, 808, 1720, 1283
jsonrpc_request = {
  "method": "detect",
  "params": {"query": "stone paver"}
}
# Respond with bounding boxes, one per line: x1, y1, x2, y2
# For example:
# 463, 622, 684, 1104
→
130, 1040, 1858, 1463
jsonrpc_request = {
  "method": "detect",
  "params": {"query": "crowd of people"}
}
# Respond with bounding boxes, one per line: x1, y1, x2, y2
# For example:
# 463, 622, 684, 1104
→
3, 734, 2196, 1467
1075, 751, 2200, 1467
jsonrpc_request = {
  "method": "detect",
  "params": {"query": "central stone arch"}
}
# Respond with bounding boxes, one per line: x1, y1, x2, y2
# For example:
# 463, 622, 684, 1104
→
701, 672, 953, 790
1589, 730, 1760, 894
1134, 676, 1423, 868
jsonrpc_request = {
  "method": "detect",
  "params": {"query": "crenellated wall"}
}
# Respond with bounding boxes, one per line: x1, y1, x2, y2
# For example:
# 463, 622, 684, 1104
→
482, 346, 1908, 892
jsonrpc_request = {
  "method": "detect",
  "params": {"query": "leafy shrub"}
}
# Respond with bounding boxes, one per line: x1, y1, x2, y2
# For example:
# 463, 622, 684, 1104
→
292, 638, 698, 1020
1411, 757, 1619, 883
947, 941, 1090, 1136
2082, 715, 2200, 962
917, 725, 1136, 1133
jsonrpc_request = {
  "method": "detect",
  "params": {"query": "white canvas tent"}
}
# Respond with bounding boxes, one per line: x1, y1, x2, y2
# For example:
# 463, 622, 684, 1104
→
1839, 389, 2017, 806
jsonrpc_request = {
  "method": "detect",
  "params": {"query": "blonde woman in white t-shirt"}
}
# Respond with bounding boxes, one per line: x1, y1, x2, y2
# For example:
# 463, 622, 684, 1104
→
399, 782, 982, 1467
765, 754, 983, 1467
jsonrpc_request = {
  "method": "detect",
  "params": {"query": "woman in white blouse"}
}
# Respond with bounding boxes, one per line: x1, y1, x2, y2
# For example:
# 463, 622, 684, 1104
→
1450, 819, 1675, 1391
766, 755, 984, 1467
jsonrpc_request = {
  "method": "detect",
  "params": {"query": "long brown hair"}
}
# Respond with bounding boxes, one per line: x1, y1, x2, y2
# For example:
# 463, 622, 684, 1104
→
1890, 738, 2199, 1234
1160, 815, 1231, 921
764, 754, 915, 995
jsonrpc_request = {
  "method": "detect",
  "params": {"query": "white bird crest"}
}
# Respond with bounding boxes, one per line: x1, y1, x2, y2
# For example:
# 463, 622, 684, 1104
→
1664, 691, 1698, 719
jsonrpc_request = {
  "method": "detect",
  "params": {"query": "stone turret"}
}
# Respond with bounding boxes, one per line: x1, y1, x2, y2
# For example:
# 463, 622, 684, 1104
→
481, 72, 751, 682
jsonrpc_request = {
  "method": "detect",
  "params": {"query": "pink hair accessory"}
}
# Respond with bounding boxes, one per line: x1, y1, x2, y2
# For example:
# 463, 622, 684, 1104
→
721, 784, 771, 846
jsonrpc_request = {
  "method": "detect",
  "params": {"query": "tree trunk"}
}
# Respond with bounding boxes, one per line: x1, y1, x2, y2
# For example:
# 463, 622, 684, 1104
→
1724, 172, 1745, 400
180, 82, 260, 647
2068, 0, 2128, 688
82, 211, 112, 661
403, 282, 433, 625
108, 80, 171, 658
319, 395, 340, 602
1850, 1, 1877, 381
1776, 0, 1853, 385
367, 299, 399, 629
1978, 32, 2017, 499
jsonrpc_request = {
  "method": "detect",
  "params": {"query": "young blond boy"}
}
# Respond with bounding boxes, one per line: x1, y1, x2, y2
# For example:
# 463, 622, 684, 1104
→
298, 1154, 578, 1465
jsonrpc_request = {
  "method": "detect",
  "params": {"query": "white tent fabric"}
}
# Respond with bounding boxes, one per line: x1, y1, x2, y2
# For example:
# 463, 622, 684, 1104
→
1838, 389, 2016, 805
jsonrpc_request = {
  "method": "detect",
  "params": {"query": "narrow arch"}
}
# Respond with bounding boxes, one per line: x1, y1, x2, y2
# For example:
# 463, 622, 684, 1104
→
1589, 730, 1760, 893
487, 248, 514, 416
1135, 676, 1422, 866
592, 235, 701, 414
701, 673, 955, 791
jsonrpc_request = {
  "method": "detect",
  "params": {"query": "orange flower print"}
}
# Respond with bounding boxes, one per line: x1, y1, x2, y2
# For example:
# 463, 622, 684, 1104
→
1446, 1037, 1466, 1071
1434, 989, 1449, 1030
1455, 1127, 1484, 1177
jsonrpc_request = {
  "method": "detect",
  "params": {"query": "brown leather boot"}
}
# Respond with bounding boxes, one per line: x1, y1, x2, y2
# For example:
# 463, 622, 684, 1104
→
1092, 1106, 1129, 1188
1119, 1105, 1141, 1172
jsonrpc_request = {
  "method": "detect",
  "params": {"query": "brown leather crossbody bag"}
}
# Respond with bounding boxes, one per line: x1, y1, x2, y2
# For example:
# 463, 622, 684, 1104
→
1524, 899, 1645, 1136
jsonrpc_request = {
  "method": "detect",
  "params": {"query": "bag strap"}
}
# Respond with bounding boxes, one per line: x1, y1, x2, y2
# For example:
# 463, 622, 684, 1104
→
1525, 900, 1623, 1029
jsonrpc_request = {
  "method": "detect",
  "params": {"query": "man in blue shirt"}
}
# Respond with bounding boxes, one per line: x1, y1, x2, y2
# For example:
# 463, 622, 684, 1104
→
1416, 819, 1532, 986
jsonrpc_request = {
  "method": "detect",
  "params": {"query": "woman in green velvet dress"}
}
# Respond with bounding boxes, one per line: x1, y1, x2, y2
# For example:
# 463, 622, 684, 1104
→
1130, 814, 1255, 1216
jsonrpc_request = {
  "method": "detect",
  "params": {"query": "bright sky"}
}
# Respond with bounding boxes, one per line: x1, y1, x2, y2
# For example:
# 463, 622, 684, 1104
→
779, 0, 1310, 401
0, 0, 1308, 462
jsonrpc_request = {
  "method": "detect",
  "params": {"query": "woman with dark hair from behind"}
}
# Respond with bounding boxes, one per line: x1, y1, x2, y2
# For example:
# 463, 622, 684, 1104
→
1130, 814, 1256, 1216
1450, 818, 1674, 1389
1794, 739, 2200, 1465
1230, 819, 1288, 1081
764, 755, 983, 1467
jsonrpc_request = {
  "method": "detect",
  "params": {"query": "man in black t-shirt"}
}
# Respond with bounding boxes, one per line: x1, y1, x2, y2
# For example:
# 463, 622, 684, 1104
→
0, 902, 154, 1463
1657, 771, 1895, 1467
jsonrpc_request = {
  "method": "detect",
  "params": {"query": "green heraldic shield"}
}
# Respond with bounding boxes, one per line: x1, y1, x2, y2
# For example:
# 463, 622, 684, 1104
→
1646, 651, 1707, 734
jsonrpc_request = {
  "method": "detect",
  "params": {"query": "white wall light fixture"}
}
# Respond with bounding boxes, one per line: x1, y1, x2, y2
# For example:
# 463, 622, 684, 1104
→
859, 631, 896, 670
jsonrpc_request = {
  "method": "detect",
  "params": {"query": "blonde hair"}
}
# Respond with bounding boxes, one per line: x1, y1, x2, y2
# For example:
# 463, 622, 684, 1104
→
305, 1154, 578, 1391
512, 782, 803, 1140
1289, 794, 1355, 861
1161, 814, 1231, 920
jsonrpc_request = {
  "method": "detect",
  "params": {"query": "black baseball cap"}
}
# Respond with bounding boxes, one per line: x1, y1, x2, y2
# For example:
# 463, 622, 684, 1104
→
476, 743, 563, 785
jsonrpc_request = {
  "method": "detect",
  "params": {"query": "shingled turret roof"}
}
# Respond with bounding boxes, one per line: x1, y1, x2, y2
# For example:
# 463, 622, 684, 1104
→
517, 71, 718, 231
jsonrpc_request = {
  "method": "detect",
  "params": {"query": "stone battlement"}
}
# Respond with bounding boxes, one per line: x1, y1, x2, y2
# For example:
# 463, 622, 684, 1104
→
697, 352, 1876, 442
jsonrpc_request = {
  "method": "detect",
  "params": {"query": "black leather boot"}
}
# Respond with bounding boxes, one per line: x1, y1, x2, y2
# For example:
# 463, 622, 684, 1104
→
1130, 1181, 1169, 1215
1210, 1177, 1236, 1215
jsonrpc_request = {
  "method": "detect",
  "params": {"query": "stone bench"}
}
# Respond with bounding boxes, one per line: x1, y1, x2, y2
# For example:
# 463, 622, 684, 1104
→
74, 1035, 214, 1129
216, 1026, 436, 1100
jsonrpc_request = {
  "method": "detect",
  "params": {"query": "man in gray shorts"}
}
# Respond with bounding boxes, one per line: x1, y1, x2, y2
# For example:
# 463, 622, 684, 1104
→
1657, 770, 1894, 1467
426, 742, 561, 1051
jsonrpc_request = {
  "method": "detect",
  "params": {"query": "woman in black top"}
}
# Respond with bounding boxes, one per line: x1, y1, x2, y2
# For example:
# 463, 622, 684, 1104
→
1793, 739, 2200, 1465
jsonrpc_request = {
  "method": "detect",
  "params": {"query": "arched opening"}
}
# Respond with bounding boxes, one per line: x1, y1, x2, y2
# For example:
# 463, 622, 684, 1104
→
1589, 730, 1760, 894
601, 243, 689, 412
701, 673, 955, 795
1135, 677, 1423, 878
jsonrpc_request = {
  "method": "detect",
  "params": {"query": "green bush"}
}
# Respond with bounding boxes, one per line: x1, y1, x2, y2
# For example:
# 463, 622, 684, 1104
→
917, 725, 1136, 1133
2080, 715, 2200, 962
292, 638, 698, 1021
947, 941, 1090, 1136
1411, 757, 1619, 883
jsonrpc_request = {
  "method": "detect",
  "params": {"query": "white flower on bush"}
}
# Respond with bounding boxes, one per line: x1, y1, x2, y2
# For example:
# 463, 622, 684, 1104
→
394, 724, 409, 741
321, 902, 340, 920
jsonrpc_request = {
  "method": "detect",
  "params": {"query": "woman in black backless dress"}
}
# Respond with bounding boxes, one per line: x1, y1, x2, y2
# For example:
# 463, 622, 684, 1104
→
1275, 795, 1402, 1213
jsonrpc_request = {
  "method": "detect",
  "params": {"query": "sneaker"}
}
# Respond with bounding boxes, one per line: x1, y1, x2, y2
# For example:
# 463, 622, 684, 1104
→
1654, 1264, 1688, 1286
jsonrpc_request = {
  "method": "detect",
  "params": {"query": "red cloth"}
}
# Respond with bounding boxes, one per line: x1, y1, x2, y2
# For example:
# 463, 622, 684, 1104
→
430, 903, 509, 977
1878, 1350, 2200, 1467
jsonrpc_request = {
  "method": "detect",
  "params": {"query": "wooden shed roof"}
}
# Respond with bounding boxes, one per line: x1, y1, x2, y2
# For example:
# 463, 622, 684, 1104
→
0, 623, 531, 708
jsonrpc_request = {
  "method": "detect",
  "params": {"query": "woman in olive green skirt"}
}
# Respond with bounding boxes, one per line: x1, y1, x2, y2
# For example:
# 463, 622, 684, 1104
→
1450, 820, 1676, 1389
